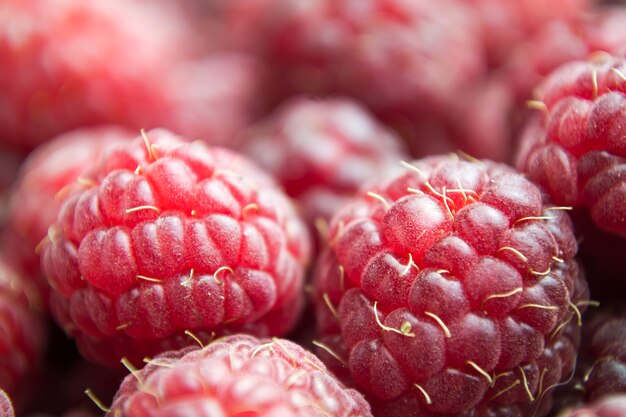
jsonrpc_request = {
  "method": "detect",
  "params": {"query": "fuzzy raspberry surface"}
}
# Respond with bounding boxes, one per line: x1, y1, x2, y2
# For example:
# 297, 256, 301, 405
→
0, 257, 45, 401
107, 334, 372, 417
0, 0, 199, 150
313, 155, 588, 416
3, 126, 133, 303
240, 97, 409, 225
515, 56, 626, 238
40, 129, 311, 367
559, 395, 626, 417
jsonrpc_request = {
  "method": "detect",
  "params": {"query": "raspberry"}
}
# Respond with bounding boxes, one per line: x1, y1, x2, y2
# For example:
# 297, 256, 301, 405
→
0, 0, 197, 149
582, 6, 626, 58
248, 0, 484, 111
40, 129, 311, 366
558, 395, 626, 417
108, 334, 372, 417
312, 155, 588, 416
465, 0, 591, 68
240, 96, 409, 226
0, 257, 45, 405
226, 0, 490, 157
153, 53, 263, 149
3, 125, 133, 303
515, 55, 626, 238
583, 314, 626, 401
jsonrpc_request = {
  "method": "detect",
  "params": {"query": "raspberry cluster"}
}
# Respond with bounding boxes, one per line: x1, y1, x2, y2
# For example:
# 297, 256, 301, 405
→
5, 1, 626, 416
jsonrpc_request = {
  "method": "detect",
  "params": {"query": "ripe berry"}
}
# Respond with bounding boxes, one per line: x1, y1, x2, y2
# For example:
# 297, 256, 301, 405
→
107, 334, 372, 417
516, 55, 626, 238
40, 129, 311, 366
466, 0, 592, 68
0, 257, 45, 404
313, 155, 588, 416
3, 125, 133, 304
240, 96, 409, 226
0, 0, 195, 150
225, 0, 493, 158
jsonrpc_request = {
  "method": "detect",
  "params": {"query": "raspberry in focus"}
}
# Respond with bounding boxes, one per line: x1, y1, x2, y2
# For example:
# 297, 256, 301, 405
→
515, 55, 626, 238
313, 155, 588, 416
40, 129, 311, 366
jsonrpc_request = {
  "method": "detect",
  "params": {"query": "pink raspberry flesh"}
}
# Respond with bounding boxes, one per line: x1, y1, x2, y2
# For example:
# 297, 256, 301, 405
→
313, 155, 588, 416
40, 129, 311, 367
240, 96, 409, 225
515, 55, 626, 238
107, 334, 372, 417
3, 125, 133, 303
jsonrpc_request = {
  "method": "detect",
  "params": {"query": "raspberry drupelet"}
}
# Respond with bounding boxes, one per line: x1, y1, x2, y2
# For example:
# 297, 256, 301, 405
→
312, 155, 589, 417
515, 55, 626, 238
40, 129, 311, 367
106, 334, 372, 417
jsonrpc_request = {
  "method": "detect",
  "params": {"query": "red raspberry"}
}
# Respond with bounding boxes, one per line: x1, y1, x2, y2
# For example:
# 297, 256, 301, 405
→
313, 155, 588, 416
247, 0, 484, 111
108, 334, 372, 417
582, 314, 626, 401
226, 0, 490, 157
0, 257, 45, 405
40, 129, 311, 367
582, 6, 626, 58
558, 395, 626, 417
501, 5, 626, 106
3, 126, 133, 303
240, 97, 409, 226
515, 55, 626, 238
465, 0, 591, 68
152, 53, 263, 149
0, 0, 260, 150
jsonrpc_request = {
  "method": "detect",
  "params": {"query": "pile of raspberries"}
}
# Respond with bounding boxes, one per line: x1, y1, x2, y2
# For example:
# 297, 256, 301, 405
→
3, 1, 626, 417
